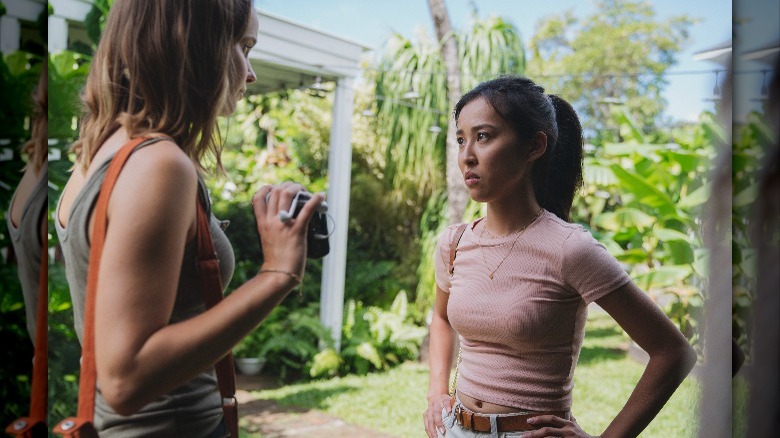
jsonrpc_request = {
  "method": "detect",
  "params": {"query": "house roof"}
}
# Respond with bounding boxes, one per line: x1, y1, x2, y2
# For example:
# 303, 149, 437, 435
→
693, 40, 732, 66
48, 0, 370, 94
741, 41, 780, 65
249, 10, 370, 94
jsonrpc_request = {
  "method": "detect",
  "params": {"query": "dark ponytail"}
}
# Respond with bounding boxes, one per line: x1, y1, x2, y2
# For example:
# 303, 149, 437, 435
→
533, 94, 583, 222
454, 75, 584, 222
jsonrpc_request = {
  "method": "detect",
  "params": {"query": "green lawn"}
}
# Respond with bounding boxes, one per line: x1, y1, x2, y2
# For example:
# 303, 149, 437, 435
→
246, 312, 701, 437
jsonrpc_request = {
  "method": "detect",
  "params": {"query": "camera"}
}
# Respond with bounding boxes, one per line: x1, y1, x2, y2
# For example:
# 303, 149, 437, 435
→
262, 190, 330, 259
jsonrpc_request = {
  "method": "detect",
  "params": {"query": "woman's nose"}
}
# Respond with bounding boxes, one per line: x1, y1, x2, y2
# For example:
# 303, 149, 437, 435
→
246, 60, 257, 84
459, 141, 477, 166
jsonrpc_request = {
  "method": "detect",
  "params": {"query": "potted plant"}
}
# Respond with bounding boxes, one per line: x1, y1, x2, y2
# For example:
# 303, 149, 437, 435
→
233, 329, 267, 375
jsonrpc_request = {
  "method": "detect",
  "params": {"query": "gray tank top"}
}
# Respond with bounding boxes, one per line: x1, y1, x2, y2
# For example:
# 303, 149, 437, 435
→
55, 138, 235, 437
6, 162, 48, 343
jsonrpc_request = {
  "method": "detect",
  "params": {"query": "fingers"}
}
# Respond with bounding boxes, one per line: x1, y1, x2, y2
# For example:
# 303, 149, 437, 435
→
251, 185, 273, 217
423, 413, 444, 438
270, 182, 303, 221
424, 395, 452, 438
252, 183, 306, 224
528, 414, 568, 428
524, 414, 589, 438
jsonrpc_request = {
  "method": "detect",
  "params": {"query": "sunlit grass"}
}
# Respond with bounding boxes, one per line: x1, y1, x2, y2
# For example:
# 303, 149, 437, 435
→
246, 311, 701, 437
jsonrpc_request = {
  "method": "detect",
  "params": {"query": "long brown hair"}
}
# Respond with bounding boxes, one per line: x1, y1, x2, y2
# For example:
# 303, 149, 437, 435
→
71, 0, 252, 172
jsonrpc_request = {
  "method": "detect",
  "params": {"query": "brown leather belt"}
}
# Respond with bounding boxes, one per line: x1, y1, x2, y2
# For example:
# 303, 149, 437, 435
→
449, 396, 569, 433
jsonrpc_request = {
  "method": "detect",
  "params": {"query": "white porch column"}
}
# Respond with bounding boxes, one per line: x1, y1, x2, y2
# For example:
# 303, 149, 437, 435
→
320, 77, 354, 351
0, 16, 21, 54
48, 15, 69, 52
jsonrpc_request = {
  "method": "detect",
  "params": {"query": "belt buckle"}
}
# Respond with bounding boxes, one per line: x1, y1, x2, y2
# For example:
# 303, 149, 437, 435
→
453, 404, 462, 423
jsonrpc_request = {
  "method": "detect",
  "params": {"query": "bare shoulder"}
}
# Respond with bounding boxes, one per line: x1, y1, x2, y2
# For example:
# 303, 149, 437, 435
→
127, 139, 196, 179
107, 139, 199, 226
114, 139, 197, 193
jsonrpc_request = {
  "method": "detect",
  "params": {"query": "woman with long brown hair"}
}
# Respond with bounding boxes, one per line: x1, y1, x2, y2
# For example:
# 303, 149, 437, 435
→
55, 1, 322, 436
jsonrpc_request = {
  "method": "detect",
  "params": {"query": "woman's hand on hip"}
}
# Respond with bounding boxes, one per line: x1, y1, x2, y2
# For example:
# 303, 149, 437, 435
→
423, 393, 452, 438
523, 414, 598, 437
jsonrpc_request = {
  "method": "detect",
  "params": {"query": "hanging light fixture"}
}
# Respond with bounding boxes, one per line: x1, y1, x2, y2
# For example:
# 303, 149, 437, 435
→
703, 70, 722, 102
712, 70, 721, 97
428, 125, 442, 134
307, 76, 326, 98
760, 69, 769, 96
360, 105, 375, 117
309, 76, 324, 91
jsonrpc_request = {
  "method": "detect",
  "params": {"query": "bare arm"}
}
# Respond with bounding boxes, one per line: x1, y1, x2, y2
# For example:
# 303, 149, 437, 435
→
92, 142, 322, 415
423, 285, 457, 438
524, 281, 696, 438
596, 281, 697, 437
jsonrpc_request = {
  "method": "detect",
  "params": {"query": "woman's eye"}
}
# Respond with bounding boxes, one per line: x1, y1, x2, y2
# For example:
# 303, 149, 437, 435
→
456, 137, 465, 145
477, 132, 487, 141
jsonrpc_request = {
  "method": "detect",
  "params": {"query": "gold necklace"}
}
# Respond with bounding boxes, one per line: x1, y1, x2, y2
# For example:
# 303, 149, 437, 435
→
478, 209, 542, 280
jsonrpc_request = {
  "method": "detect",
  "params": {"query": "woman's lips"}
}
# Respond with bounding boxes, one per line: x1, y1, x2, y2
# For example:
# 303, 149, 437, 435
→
464, 171, 480, 186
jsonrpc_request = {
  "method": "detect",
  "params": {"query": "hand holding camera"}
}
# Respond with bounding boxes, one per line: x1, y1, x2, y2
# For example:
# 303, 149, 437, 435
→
266, 190, 330, 258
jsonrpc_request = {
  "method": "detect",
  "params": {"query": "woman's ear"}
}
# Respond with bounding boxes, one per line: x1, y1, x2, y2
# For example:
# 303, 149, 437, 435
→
527, 131, 548, 162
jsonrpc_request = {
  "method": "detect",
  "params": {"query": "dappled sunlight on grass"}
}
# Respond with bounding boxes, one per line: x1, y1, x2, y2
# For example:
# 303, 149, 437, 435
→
250, 363, 430, 437
248, 312, 700, 437
573, 312, 700, 437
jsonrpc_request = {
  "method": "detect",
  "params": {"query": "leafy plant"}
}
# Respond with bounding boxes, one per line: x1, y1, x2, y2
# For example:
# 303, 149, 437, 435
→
574, 107, 721, 356
731, 111, 774, 359
239, 303, 334, 382
338, 291, 428, 376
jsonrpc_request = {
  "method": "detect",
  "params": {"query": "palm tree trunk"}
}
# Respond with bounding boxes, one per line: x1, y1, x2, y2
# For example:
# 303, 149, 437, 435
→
427, 0, 467, 225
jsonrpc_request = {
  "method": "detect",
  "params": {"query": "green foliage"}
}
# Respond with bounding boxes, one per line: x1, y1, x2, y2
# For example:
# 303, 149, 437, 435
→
48, 51, 90, 140
47, 263, 81, 425
309, 347, 342, 379
236, 303, 334, 382
375, 34, 448, 202
0, 264, 33, 426
0, 51, 41, 140
572, 109, 719, 356
84, 0, 114, 48
338, 291, 428, 376
731, 111, 775, 359
527, 0, 695, 135
458, 14, 526, 90
414, 193, 448, 312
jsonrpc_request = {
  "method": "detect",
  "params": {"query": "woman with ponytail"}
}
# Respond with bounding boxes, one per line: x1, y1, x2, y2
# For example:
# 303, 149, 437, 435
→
423, 75, 696, 438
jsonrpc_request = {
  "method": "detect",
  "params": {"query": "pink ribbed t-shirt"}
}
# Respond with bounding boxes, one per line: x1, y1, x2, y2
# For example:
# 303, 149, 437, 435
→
434, 209, 631, 411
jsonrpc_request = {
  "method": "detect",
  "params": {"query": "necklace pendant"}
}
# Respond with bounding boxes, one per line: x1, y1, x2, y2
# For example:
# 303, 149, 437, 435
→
488, 272, 494, 280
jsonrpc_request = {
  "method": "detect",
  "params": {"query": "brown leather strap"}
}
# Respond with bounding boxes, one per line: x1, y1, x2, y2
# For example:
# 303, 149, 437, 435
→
77, 137, 149, 418
75, 136, 237, 435
448, 223, 468, 276
29, 240, 48, 421
195, 200, 238, 438
453, 402, 569, 433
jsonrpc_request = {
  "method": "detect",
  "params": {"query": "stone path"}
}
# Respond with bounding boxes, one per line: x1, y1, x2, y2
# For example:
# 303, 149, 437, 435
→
236, 374, 396, 438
